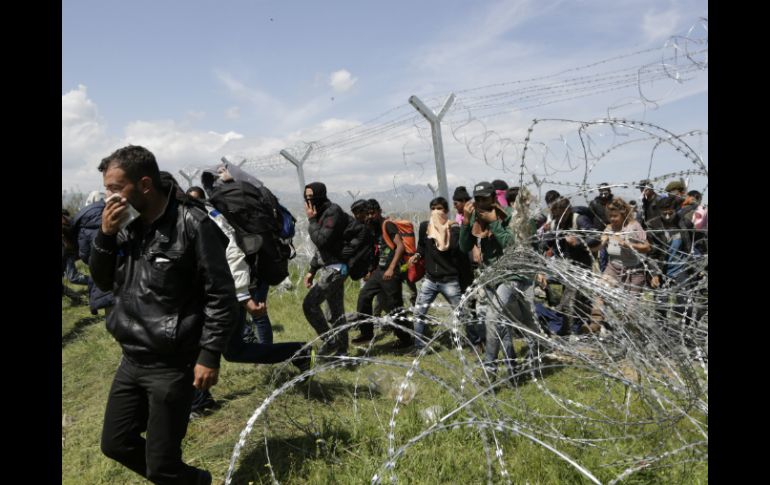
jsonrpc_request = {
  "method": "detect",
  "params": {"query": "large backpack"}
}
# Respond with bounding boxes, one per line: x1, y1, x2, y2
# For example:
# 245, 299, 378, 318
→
381, 218, 417, 261
381, 218, 425, 282
207, 180, 296, 286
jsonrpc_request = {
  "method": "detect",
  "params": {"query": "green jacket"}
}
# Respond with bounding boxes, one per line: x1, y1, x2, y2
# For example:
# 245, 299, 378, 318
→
459, 207, 514, 266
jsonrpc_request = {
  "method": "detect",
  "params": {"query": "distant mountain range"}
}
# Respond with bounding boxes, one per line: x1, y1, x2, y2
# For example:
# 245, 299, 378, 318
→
275, 183, 441, 216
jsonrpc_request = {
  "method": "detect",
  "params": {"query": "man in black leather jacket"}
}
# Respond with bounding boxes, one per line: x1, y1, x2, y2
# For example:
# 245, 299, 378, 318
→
90, 145, 237, 485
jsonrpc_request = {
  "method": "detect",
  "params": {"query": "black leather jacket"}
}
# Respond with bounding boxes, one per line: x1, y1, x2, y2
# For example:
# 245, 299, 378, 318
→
90, 196, 237, 369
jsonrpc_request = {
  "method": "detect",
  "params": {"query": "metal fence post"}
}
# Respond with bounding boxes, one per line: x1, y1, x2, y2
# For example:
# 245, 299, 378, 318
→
280, 145, 313, 203
409, 93, 455, 201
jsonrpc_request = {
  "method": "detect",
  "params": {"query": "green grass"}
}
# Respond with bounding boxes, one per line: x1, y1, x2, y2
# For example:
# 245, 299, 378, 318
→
62, 267, 707, 484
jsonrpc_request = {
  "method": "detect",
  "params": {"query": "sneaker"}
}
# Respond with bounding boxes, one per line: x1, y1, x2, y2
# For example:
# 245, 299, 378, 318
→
351, 333, 375, 344
317, 339, 340, 357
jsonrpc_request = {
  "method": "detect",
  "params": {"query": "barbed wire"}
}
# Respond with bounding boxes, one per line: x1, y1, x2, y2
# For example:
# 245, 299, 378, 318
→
182, 19, 707, 185
201, 21, 710, 484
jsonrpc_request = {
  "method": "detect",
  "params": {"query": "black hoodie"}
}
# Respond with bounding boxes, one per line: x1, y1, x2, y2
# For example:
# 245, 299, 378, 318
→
307, 196, 349, 271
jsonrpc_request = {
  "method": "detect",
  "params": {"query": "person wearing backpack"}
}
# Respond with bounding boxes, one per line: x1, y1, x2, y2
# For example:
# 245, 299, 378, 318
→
201, 164, 297, 345
349, 199, 413, 349
408, 197, 467, 354
178, 175, 310, 419
344, 199, 377, 282
302, 182, 351, 357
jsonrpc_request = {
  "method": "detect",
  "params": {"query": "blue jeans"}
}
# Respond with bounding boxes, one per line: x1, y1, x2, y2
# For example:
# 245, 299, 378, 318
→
413, 278, 463, 349
482, 280, 534, 375
65, 255, 90, 286
249, 281, 273, 344
223, 305, 304, 364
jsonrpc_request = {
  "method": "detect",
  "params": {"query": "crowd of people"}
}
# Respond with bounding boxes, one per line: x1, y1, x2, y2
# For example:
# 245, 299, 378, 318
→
61, 145, 708, 484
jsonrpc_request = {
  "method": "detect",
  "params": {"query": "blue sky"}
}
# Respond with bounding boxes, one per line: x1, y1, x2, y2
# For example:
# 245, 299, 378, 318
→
63, 0, 708, 202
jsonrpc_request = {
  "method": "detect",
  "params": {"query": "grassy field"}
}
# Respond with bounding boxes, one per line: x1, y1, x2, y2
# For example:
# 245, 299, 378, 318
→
62, 266, 707, 484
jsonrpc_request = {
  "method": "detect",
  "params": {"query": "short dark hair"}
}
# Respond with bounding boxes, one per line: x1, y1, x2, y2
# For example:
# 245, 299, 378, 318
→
544, 190, 561, 205
658, 196, 678, 211
367, 199, 381, 211
351, 199, 369, 213
429, 197, 449, 211
687, 190, 702, 202
98, 145, 161, 190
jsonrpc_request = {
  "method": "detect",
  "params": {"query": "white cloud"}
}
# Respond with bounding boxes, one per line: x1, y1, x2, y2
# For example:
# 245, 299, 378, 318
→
62, 87, 246, 191
329, 69, 358, 93
62, 85, 109, 167
225, 106, 240, 119
121, 120, 244, 172
642, 8, 682, 42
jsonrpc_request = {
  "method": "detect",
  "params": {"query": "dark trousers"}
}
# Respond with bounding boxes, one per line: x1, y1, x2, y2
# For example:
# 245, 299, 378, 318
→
356, 268, 411, 343
101, 358, 202, 484
192, 305, 305, 414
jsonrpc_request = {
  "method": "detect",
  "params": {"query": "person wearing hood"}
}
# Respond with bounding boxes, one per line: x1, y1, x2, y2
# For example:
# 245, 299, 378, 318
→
408, 197, 468, 354
302, 182, 351, 356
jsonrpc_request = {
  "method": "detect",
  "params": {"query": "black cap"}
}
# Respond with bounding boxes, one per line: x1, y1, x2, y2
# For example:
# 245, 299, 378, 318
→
351, 199, 369, 213
472, 181, 495, 198
452, 186, 471, 201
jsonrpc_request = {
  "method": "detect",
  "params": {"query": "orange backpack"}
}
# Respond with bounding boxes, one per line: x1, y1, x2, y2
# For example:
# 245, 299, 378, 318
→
381, 219, 417, 262
381, 218, 425, 282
